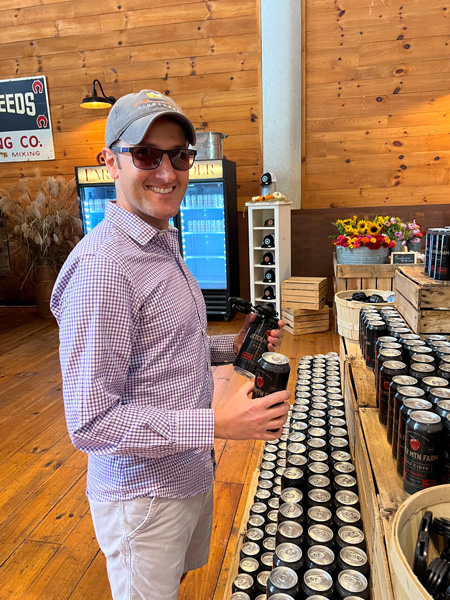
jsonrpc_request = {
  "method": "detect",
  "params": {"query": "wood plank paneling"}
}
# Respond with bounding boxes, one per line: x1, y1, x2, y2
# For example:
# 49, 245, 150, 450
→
303, 0, 450, 210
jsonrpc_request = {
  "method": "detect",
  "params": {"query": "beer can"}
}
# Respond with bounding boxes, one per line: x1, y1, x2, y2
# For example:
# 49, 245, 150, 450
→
306, 524, 335, 548
276, 520, 304, 546
307, 506, 333, 529
287, 454, 308, 471
397, 398, 433, 477
330, 450, 352, 465
240, 541, 260, 561
435, 399, 450, 421
301, 568, 335, 598
409, 362, 436, 381
333, 462, 356, 477
267, 566, 300, 597
268, 497, 280, 511
244, 527, 264, 544
334, 490, 360, 511
248, 514, 265, 529
308, 474, 331, 492
421, 376, 449, 397
308, 450, 329, 464
338, 546, 369, 575
274, 542, 304, 573
443, 414, 450, 483
434, 228, 450, 280
425, 334, 447, 346
278, 502, 304, 525
260, 551, 274, 570
334, 506, 363, 530
336, 570, 370, 600
280, 486, 303, 504
375, 347, 403, 402
328, 437, 349, 452
239, 556, 259, 576
232, 573, 255, 595
336, 526, 366, 550
265, 522, 278, 537
333, 474, 358, 494
306, 545, 336, 574
281, 467, 304, 491
437, 363, 450, 383
378, 360, 408, 425
307, 488, 333, 509
230, 592, 251, 600
365, 320, 387, 368
308, 463, 330, 479
392, 385, 425, 459
404, 411, 443, 493
307, 438, 328, 451
255, 570, 270, 594
253, 352, 290, 398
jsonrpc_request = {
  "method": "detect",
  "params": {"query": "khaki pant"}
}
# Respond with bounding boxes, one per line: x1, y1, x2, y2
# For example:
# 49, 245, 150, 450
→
89, 485, 213, 600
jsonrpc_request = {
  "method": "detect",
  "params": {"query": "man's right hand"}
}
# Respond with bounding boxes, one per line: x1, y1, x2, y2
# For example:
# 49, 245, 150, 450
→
214, 380, 290, 441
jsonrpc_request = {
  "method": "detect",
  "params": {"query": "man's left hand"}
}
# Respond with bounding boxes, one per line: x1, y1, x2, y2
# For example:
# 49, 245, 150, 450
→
233, 314, 285, 355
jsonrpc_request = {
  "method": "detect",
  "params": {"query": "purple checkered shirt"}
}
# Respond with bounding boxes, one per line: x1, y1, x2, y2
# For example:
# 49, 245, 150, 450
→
51, 202, 236, 502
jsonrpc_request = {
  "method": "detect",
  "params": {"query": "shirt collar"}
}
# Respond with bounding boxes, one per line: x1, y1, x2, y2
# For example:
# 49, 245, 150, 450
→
104, 201, 179, 246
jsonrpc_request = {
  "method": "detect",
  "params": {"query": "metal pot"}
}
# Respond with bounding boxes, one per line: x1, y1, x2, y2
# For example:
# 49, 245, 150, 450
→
194, 130, 228, 160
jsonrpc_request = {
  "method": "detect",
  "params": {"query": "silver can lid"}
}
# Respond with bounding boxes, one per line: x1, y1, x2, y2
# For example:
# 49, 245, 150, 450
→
246, 527, 264, 541
398, 386, 426, 396
265, 522, 278, 537
278, 521, 303, 539
242, 541, 260, 556
288, 432, 306, 443
431, 387, 450, 399
239, 557, 259, 573
329, 437, 349, 448
268, 510, 279, 522
422, 377, 449, 387
335, 462, 355, 474
335, 474, 357, 488
303, 568, 334, 591
283, 467, 303, 480
307, 544, 335, 566
410, 410, 442, 424
233, 573, 254, 590
308, 506, 332, 523
308, 524, 334, 543
336, 507, 361, 524
268, 497, 280, 510
280, 502, 303, 520
308, 489, 331, 503
338, 526, 365, 545
307, 438, 327, 449
287, 454, 308, 468
309, 462, 329, 475
332, 450, 352, 462
309, 450, 329, 462
262, 352, 290, 365
403, 399, 432, 411
338, 569, 369, 593
287, 442, 307, 454
251, 502, 267, 514
308, 474, 330, 488
275, 542, 303, 563
263, 452, 277, 462
330, 427, 348, 438
392, 375, 418, 386
261, 551, 274, 568
248, 514, 265, 528
329, 417, 346, 427
340, 546, 368, 568
263, 536, 276, 550
230, 593, 251, 600
257, 570, 271, 586
269, 566, 298, 589
335, 490, 359, 506
280, 487, 303, 504
258, 479, 273, 490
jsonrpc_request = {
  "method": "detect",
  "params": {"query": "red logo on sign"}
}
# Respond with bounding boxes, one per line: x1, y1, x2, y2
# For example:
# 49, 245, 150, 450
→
410, 438, 420, 451
36, 115, 48, 128
32, 80, 43, 94
256, 376, 264, 388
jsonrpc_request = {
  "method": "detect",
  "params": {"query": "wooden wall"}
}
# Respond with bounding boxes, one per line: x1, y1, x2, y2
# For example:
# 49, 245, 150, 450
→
0, 0, 261, 206
303, 0, 450, 210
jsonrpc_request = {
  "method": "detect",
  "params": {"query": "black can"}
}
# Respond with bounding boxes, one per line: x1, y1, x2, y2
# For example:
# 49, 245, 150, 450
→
232, 301, 279, 377
404, 411, 443, 493
253, 352, 290, 397
409, 362, 437, 384
336, 569, 370, 600
278, 502, 304, 525
443, 414, 450, 484
378, 360, 407, 425
276, 520, 305, 547
387, 375, 418, 444
365, 320, 387, 368
338, 546, 370, 576
434, 228, 450, 280
306, 524, 335, 548
267, 566, 300, 597
307, 506, 334, 529
435, 399, 450, 421
375, 349, 404, 408
334, 490, 360, 511
281, 467, 305, 491
306, 545, 336, 574
397, 398, 432, 476
239, 556, 259, 576
307, 488, 333, 510
336, 526, 366, 551
274, 542, 304, 573
437, 363, 450, 383
428, 386, 450, 409
392, 385, 425, 458
301, 568, 335, 598
421, 376, 449, 397
334, 506, 363, 530
232, 573, 255, 595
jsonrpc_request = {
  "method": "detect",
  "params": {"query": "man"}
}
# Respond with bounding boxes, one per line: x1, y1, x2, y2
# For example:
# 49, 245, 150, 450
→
51, 89, 290, 599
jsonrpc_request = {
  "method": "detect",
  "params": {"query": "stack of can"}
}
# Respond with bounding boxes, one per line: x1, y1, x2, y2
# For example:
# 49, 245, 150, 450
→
358, 305, 450, 495
424, 227, 450, 280
231, 352, 371, 600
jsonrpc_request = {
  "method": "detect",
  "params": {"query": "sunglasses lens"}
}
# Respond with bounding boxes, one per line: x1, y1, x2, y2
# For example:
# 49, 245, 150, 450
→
132, 147, 162, 169
170, 149, 195, 171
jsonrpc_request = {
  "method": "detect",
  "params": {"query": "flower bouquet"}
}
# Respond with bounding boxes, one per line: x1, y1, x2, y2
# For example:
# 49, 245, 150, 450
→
331, 216, 396, 265
383, 217, 424, 249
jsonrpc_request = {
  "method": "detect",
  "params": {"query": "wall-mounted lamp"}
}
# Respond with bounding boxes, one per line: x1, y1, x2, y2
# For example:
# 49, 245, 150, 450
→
80, 79, 116, 109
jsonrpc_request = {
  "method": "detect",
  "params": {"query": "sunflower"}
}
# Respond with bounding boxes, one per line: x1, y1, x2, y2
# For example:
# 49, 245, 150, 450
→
357, 220, 369, 235
368, 222, 381, 235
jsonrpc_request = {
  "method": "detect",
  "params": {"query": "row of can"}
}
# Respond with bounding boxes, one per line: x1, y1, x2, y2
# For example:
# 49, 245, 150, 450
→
424, 228, 450, 280
230, 352, 371, 600
360, 305, 450, 494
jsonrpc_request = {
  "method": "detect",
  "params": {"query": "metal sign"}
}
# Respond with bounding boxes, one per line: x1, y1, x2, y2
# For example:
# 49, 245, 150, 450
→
0, 76, 55, 163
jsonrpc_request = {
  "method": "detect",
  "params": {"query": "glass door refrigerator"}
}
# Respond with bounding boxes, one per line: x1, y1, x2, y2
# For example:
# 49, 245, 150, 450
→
174, 158, 240, 320
75, 160, 240, 320
75, 166, 116, 234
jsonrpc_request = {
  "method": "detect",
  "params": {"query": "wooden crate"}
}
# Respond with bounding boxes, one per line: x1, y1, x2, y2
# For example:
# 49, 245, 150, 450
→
282, 305, 329, 335
333, 253, 400, 293
394, 265, 450, 334
281, 276, 327, 311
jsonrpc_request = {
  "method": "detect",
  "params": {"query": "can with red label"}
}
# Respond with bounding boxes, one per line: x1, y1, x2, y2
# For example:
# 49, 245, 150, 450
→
378, 360, 407, 425
404, 411, 443, 494
252, 352, 290, 399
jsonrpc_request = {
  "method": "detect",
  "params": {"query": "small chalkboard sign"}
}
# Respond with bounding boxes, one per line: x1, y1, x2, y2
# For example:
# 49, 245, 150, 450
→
391, 251, 417, 264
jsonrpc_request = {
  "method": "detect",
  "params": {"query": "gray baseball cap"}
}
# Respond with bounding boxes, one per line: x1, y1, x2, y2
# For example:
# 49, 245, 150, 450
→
105, 89, 196, 148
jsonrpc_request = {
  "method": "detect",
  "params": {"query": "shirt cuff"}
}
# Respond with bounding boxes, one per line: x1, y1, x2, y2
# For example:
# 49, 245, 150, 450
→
174, 408, 215, 451
209, 334, 236, 365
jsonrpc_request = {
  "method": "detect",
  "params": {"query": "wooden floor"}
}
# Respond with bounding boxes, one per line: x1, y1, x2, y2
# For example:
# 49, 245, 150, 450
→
0, 307, 339, 600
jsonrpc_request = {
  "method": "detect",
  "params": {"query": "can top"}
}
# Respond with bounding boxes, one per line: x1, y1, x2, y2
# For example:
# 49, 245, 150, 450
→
308, 474, 330, 488
382, 360, 407, 370
261, 352, 290, 366
230, 593, 251, 600
308, 524, 334, 543
233, 573, 254, 590
338, 526, 365, 545
422, 377, 449, 387
309, 450, 329, 462
331, 450, 352, 462
269, 566, 298, 589
338, 569, 368, 593
335, 474, 357, 488
397, 386, 426, 397
392, 375, 418, 386
278, 521, 303, 539
241, 541, 260, 556
410, 410, 442, 425
308, 462, 330, 475
308, 506, 333, 522
336, 507, 361, 524
410, 363, 436, 373
308, 488, 332, 503
303, 568, 333, 591
307, 544, 335, 566
275, 542, 303, 562
430, 387, 450, 399
335, 462, 355, 474
240, 557, 259, 573
257, 571, 270, 586
280, 502, 303, 519
402, 399, 432, 412
339, 546, 368, 568
335, 490, 360, 506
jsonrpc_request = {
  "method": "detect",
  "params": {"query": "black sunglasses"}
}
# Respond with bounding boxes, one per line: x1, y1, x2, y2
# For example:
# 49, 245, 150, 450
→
110, 146, 197, 171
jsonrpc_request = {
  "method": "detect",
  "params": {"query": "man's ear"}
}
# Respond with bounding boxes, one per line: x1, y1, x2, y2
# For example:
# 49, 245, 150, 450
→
102, 147, 120, 180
